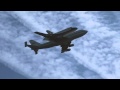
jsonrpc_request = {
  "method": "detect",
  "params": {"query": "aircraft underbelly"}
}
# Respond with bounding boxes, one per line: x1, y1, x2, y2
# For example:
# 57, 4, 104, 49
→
39, 42, 58, 49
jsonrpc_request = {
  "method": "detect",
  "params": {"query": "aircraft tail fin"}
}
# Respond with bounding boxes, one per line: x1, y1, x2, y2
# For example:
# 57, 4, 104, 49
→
46, 30, 53, 34
25, 41, 40, 54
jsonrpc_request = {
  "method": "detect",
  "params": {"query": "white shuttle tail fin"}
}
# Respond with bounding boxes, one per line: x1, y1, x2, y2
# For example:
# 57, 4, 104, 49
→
46, 30, 53, 34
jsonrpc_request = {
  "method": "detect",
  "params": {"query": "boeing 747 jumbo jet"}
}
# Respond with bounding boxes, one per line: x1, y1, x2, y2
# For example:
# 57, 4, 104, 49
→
25, 27, 88, 54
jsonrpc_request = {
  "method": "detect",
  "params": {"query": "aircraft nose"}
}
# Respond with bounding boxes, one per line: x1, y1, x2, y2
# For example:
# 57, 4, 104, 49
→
84, 30, 88, 34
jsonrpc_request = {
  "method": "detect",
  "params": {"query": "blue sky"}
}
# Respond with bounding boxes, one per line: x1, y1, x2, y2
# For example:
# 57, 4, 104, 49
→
0, 11, 120, 79
0, 61, 27, 79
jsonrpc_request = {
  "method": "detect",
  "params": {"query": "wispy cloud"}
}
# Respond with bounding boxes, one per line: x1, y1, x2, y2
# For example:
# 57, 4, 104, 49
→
2, 11, 117, 79
70, 11, 120, 78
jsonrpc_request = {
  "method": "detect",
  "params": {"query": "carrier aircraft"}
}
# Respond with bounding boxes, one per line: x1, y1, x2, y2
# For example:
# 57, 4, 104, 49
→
25, 27, 88, 54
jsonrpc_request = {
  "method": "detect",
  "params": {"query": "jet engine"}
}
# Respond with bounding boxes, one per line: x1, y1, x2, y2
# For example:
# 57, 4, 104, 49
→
61, 48, 71, 53
69, 44, 74, 47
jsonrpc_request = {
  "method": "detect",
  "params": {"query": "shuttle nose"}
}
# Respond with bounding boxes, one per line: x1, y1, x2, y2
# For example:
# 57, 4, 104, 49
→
81, 30, 88, 34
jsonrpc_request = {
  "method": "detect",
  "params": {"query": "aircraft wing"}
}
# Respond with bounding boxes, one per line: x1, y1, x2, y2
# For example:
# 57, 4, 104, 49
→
61, 45, 68, 51
60, 42, 71, 53
34, 32, 47, 37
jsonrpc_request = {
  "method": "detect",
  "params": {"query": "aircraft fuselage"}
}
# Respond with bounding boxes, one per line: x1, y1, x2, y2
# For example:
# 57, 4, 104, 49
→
36, 30, 88, 49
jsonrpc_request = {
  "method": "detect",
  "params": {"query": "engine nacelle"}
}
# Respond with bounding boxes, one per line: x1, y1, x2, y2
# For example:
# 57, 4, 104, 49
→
61, 49, 71, 53
69, 44, 74, 47
66, 49, 71, 51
